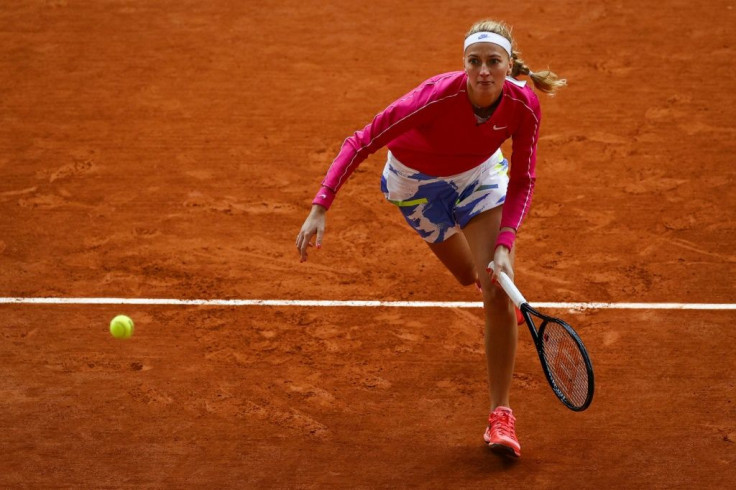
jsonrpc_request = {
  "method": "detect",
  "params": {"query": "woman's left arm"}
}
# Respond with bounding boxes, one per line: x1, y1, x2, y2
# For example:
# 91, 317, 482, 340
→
498, 96, 542, 247
491, 101, 540, 282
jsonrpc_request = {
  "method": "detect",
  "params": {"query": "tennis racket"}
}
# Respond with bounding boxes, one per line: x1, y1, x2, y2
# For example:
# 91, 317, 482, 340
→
488, 262, 594, 411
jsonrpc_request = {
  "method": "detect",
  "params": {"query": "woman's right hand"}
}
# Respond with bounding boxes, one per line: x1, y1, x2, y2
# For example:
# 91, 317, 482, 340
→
296, 204, 327, 262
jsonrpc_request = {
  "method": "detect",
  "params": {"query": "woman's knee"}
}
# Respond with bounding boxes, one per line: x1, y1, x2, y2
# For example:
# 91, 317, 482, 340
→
481, 283, 512, 308
455, 268, 478, 287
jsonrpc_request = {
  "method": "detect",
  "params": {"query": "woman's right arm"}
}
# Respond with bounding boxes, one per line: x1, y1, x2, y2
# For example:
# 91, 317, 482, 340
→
296, 75, 444, 262
313, 81, 440, 209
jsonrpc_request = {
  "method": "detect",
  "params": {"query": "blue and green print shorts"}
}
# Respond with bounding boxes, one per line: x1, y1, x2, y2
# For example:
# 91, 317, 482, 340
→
380, 150, 509, 243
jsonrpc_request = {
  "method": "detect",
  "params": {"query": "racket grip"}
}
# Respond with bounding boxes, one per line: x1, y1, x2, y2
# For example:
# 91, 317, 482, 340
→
487, 261, 527, 307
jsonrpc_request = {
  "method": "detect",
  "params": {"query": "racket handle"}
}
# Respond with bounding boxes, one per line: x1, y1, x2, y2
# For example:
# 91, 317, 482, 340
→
487, 261, 527, 308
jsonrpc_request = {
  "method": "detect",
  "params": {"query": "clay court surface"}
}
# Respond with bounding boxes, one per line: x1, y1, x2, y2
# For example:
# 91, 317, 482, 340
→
1, 0, 734, 488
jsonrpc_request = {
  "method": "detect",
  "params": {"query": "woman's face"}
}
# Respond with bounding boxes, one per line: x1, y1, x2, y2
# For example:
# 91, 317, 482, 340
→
464, 42, 512, 106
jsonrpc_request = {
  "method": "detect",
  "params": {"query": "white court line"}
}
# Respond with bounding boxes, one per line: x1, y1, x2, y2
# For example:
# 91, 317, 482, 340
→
0, 297, 734, 310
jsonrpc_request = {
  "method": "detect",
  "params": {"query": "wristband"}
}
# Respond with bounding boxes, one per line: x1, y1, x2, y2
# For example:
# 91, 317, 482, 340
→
495, 229, 516, 252
312, 186, 336, 210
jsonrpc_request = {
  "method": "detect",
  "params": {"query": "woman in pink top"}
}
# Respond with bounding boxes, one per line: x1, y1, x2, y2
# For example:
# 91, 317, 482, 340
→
296, 19, 565, 458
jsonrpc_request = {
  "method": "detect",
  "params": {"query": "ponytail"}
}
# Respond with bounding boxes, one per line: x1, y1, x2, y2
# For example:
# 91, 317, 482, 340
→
511, 52, 567, 95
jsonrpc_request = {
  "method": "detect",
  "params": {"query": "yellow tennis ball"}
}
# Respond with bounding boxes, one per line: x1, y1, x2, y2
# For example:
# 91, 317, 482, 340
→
109, 314, 134, 339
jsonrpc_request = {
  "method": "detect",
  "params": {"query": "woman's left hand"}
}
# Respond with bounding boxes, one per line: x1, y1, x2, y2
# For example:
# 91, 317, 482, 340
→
489, 245, 514, 285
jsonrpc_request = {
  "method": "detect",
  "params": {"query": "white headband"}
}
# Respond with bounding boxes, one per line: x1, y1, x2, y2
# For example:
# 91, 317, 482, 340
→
463, 32, 512, 56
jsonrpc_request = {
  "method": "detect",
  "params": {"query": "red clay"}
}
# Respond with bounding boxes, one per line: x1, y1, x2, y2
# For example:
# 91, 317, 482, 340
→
1, 0, 734, 487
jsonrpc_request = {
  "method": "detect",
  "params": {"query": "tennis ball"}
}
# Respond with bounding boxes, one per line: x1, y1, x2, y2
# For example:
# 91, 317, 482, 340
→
109, 314, 134, 339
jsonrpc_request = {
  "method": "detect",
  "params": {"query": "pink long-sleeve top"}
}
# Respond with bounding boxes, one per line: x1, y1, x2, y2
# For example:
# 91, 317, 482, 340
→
313, 70, 541, 236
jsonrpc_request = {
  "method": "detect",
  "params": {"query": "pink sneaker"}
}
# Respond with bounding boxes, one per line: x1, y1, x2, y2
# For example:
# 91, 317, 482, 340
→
483, 406, 521, 457
515, 307, 524, 325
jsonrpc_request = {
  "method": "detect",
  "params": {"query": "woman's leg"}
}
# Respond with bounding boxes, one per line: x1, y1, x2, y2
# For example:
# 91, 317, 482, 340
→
460, 207, 517, 410
425, 207, 517, 408
425, 232, 478, 286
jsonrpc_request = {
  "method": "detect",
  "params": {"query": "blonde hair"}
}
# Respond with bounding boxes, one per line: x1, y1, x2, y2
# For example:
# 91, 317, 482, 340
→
465, 20, 566, 96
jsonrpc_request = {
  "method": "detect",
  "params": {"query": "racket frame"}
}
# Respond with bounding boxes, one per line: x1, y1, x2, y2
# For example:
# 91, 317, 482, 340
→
489, 262, 595, 411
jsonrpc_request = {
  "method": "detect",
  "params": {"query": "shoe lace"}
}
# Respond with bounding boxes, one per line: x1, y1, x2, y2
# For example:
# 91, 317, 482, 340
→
492, 411, 515, 437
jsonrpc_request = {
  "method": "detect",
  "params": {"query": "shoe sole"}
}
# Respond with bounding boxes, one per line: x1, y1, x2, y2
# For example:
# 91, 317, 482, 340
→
488, 442, 520, 458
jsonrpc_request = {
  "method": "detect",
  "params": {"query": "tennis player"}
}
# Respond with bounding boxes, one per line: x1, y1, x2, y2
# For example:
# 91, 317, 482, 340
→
296, 19, 565, 458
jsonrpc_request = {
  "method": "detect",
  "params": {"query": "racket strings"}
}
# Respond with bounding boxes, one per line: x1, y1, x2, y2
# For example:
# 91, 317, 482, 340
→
541, 321, 590, 407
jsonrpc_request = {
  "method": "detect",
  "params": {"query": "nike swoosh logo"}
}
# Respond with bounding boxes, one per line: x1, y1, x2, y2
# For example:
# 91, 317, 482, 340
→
319, 194, 327, 199
493, 125, 507, 131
